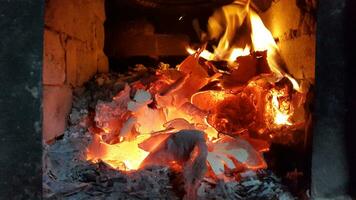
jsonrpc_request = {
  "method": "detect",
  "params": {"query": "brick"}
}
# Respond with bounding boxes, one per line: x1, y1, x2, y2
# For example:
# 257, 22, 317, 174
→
43, 29, 65, 85
65, 39, 78, 86
45, 0, 95, 41
76, 42, 98, 85
97, 51, 109, 73
43, 85, 72, 142
91, 0, 106, 21
94, 16, 105, 50
45, 0, 107, 86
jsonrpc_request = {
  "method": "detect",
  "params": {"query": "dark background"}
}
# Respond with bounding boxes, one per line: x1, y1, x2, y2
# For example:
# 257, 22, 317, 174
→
345, 0, 356, 197
0, 0, 43, 199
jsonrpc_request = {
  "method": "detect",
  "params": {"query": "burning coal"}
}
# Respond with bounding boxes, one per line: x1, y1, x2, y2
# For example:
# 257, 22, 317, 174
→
85, 1, 310, 199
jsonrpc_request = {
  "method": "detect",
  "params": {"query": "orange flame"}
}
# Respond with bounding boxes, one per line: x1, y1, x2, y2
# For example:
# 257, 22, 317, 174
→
186, 47, 214, 61
86, 134, 151, 170
267, 88, 292, 126
249, 11, 301, 92
228, 45, 250, 62
207, 0, 250, 60
187, 2, 301, 91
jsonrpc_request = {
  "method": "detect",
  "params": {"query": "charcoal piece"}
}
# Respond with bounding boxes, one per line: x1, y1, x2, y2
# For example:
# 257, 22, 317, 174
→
191, 90, 235, 111
140, 130, 207, 168
179, 102, 209, 122
207, 60, 231, 73
157, 73, 186, 96
222, 54, 258, 88
138, 131, 174, 152
254, 50, 272, 74
164, 53, 209, 107
140, 130, 208, 200
209, 93, 257, 134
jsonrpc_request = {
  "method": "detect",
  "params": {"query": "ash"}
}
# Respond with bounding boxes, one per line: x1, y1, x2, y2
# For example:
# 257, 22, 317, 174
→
43, 66, 295, 200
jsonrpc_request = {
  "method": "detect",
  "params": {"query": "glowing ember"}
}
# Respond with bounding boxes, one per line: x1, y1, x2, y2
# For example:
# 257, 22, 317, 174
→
269, 88, 292, 126
86, 134, 151, 170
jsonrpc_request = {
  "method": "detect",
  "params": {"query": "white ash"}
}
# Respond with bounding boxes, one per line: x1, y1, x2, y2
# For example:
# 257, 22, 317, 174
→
43, 125, 179, 200
198, 171, 295, 200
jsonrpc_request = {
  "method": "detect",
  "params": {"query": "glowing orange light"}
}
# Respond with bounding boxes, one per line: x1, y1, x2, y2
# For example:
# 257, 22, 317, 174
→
268, 88, 292, 126
86, 134, 151, 170
249, 11, 301, 91
228, 45, 250, 62
186, 47, 215, 61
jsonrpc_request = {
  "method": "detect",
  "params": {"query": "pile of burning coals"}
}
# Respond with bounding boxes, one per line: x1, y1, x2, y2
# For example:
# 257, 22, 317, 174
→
43, 65, 299, 199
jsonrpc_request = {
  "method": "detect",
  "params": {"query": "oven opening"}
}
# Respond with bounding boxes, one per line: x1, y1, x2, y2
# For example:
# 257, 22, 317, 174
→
43, 0, 317, 199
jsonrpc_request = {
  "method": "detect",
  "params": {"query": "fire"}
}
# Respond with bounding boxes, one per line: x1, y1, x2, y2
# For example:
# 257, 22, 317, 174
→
86, 103, 219, 171
249, 11, 302, 92
186, 45, 250, 63
86, 134, 151, 170
86, 1, 308, 175
249, 10, 281, 78
228, 45, 250, 62
249, 11, 277, 54
187, 1, 301, 91
249, 11, 301, 92
186, 47, 214, 61
163, 106, 219, 139
269, 88, 292, 126
207, 0, 250, 60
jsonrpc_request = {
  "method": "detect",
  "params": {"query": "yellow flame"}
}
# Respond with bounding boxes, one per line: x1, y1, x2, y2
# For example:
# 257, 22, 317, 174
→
204, 118, 219, 140
269, 89, 292, 126
102, 127, 111, 134
228, 45, 250, 62
202, 1, 301, 91
186, 47, 215, 60
285, 74, 301, 92
249, 10, 283, 78
249, 11, 301, 91
186, 45, 250, 63
208, 1, 250, 60
86, 134, 150, 170
249, 11, 277, 53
